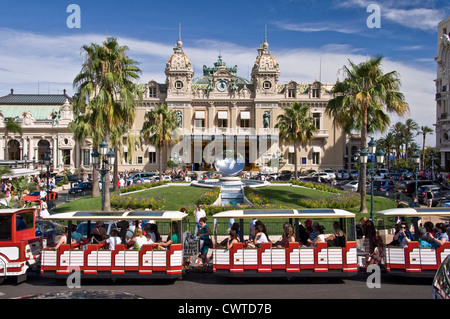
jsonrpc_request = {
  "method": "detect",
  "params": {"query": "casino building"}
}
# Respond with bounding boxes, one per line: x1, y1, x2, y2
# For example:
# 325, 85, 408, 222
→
1, 35, 355, 175
435, 17, 450, 171
128, 35, 348, 174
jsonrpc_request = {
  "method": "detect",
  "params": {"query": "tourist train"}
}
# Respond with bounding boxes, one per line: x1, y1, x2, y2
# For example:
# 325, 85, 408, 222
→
0, 207, 449, 284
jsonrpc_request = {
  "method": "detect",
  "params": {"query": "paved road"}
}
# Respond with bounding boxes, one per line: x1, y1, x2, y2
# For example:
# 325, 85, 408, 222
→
0, 270, 433, 300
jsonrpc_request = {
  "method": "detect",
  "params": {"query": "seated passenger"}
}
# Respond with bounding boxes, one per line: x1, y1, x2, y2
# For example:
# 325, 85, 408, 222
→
388, 224, 401, 246
418, 227, 433, 247
144, 223, 161, 244
297, 224, 310, 246
283, 225, 296, 247
226, 229, 240, 250
71, 224, 83, 244
127, 228, 147, 250
91, 221, 107, 244
275, 222, 293, 247
248, 224, 269, 248
155, 221, 178, 250
326, 221, 346, 247
105, 229, 122, 250
220, 223, 240, 246
428, 223, 448, 247
392, 222, 414, 248
307, 225, 326, 247
423, 221, 436, 238
309, 221, 320, 242
50, 227, 76, 249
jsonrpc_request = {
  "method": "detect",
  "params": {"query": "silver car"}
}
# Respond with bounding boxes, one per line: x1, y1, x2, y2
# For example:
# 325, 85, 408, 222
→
432, 255, 450, 299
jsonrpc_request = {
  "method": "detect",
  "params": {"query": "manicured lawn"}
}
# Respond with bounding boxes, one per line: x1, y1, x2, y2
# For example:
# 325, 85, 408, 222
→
52, 185, 210, 214
250, 185, 397, 221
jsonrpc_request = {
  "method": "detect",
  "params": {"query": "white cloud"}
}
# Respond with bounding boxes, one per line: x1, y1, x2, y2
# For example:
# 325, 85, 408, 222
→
273, 21, 358, 34
338, 0, 446, 31
0, 28, 436, 147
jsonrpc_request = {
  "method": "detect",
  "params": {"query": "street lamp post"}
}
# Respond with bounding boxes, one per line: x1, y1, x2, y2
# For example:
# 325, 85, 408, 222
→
412, 147, 421, 201
44, 148, 52, 206
91, 140, 116, 211
355, 138, 385, 221
429, 152, 436, 182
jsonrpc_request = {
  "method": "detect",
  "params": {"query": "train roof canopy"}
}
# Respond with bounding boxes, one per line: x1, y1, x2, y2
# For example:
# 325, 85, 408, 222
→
43, 210, 188, 221
213, 208, 355, 219
376, 207, 450, 217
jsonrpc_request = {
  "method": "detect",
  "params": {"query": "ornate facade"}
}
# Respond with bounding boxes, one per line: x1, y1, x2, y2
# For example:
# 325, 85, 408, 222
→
435, 17, 450, 171
1, 36, 351, 175
0, 89, 75, 173
126, 36, 347, 173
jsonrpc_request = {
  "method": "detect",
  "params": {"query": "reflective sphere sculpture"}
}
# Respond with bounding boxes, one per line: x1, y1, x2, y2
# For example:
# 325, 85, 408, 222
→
214, 150, 245, 177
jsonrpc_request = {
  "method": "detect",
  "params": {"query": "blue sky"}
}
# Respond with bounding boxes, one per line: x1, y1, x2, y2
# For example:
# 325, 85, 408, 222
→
0, 0, 448, 146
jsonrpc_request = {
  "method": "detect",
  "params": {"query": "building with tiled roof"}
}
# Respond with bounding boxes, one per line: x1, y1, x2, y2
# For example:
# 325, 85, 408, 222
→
0, 89, 76, 173
121, 35, 351, 173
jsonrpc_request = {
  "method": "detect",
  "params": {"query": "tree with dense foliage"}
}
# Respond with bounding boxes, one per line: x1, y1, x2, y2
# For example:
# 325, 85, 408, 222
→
140, 104, 178, 181
326, 56, 409, 213
72, 37, 142, 210
275, 102, 317, 181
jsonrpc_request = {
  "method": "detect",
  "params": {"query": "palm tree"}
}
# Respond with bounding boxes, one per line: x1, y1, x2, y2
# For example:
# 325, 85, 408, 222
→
404, 119, 419, 160
378, 131, 395, 168
275, 102, 317, 181
326, 56, 409, 213
140, 104, 178, 181
4, 117, 22, 160
72, 37, 142, 210
418, 126, 434, 170
392, 121, 406, 164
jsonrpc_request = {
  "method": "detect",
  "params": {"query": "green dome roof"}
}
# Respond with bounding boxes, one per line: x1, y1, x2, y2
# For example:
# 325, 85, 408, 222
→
191, 75, 251, 86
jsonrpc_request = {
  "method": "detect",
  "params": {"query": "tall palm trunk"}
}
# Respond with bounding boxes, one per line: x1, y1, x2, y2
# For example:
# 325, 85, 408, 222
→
104, 131, 111, 211
113, 146, 119, 192
359, 105, 368, 214
294, 140, 298, 180
92, 167, 100, 197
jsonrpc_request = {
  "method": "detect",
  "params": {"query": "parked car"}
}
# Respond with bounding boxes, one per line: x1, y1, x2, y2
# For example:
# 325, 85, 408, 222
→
68, 182, 92, 194
350, 170, 359, 179
404, 180, 435, 197
299, 172, 331, 182
376, 168, 389, 179
154, 175, 172, 182
417, 185, 444, 204
126, 172, 157, 185
337, 169, 350, 180
23, 191, 58, 203
343, 181, 370, 192
323, 169, 336, 180
371, 179, 396, 192
434, 191, 450, 207
335, 180, 351, 190
432, 255, 450, 299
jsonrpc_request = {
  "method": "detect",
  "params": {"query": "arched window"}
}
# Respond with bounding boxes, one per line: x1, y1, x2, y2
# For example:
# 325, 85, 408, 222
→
7, 140, 21, 160
38, 140, 50, 162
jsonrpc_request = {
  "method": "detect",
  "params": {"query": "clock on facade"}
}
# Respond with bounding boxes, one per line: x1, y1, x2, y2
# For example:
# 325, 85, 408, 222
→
216, 79, 228, 92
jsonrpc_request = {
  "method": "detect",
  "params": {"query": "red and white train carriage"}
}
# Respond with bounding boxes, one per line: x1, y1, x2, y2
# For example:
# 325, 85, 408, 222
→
375, 207, 450, 278
40, 210, 187, 280
0, 208, 41, 284
211, 208, 358, 279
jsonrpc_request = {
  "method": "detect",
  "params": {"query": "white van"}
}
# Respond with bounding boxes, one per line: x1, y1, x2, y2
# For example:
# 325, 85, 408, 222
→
126, 172, 157, 185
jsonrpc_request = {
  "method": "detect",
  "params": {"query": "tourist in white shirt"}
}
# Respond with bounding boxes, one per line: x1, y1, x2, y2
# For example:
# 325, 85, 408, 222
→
193, 204, 206, 239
